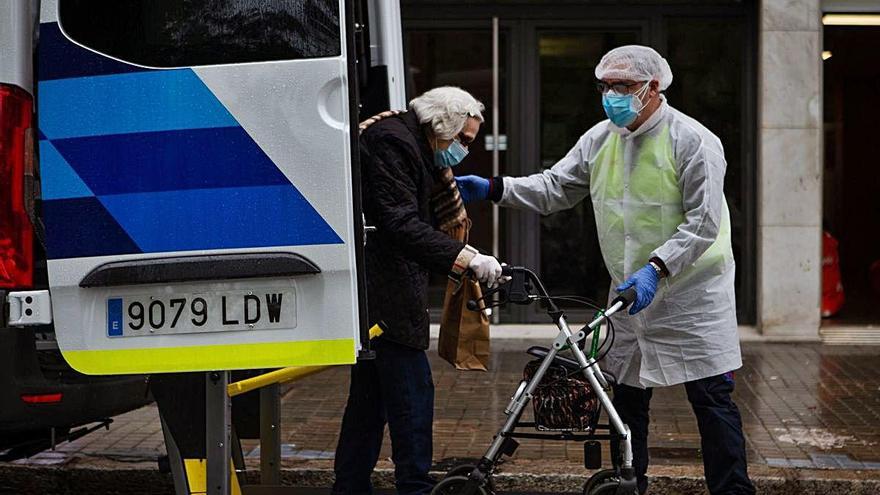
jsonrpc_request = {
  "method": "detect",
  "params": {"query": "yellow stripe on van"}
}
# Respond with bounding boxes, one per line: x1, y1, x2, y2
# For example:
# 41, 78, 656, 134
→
61, 338, 357, 375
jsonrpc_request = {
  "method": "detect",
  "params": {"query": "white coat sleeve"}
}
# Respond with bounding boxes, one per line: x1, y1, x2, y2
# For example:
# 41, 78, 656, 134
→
498, 135, 590, 215
651, 133, 727, 277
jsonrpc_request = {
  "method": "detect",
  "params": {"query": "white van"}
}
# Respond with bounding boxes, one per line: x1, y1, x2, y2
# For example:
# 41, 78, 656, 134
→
1, 0, 404, 456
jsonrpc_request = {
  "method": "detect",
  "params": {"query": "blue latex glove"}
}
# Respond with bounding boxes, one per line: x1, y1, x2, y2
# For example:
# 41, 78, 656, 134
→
455, 175, 490, 204
616, 264, 660, 315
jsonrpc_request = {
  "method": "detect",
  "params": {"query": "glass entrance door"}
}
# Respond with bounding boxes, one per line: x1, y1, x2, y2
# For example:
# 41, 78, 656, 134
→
534, 30, 640, 309
403, 21, 642, 320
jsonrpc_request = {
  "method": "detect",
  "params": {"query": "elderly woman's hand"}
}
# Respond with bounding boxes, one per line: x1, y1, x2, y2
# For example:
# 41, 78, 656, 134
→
468, 253, 503, 288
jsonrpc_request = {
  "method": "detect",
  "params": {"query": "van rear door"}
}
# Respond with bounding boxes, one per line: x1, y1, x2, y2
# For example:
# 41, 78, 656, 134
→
38, 0, 366, 374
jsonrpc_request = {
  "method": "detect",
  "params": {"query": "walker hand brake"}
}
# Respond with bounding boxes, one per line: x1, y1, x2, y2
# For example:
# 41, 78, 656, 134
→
502, 266, 531, 304
466, 266, 533, 312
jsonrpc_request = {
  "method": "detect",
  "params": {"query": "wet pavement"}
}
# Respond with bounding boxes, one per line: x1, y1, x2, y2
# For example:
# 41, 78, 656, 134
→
7, 340, 880, 490
275, 340, 880, 473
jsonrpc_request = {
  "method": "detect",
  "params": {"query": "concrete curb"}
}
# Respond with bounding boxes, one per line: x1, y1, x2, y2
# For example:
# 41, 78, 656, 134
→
0, 464, 174, 495
2, 464, 879, 495
283, 468, 880, 494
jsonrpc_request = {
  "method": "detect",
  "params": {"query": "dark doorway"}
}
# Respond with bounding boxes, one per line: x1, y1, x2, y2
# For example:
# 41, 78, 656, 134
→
535, 29, 640, 310
822, 25, 880, 324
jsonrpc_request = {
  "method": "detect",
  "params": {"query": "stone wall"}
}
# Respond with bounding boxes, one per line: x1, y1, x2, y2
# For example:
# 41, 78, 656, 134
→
758, 0, 823, 337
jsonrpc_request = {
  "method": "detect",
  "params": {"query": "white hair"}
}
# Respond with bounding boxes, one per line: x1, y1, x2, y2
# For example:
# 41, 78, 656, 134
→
408, 86, 485, 140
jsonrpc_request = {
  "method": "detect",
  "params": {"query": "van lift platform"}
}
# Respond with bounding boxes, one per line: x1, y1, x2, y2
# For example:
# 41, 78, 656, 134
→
157, 326, 382, 495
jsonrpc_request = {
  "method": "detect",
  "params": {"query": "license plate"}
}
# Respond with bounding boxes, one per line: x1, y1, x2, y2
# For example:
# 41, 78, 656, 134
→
106, 289, 296, 337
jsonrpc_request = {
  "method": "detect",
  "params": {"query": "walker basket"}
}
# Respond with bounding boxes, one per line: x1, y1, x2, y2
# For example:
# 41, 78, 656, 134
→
523, 359, 601, 432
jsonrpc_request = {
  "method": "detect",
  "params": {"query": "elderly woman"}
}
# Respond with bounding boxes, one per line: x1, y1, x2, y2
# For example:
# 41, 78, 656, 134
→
332, 87, 502, 495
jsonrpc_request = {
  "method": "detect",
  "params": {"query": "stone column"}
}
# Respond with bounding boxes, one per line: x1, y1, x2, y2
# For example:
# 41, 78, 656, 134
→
757, 0, 823, 337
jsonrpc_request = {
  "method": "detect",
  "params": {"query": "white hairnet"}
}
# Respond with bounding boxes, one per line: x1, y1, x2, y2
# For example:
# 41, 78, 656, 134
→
595, 45, 673, 90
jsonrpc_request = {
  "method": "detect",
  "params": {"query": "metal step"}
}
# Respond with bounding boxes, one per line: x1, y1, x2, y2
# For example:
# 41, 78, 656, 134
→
820, 326, 880, 345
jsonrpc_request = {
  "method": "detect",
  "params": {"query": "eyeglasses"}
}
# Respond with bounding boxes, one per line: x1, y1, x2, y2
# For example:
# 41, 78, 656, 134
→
456, 131, 474, 147
595, 80, 646, 94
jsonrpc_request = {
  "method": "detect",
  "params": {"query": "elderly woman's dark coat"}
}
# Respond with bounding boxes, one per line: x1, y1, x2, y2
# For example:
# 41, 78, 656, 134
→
359, 111, 465, 350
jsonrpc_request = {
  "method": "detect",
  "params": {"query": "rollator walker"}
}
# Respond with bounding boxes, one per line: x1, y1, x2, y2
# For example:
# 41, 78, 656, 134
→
433, 266, 639, 495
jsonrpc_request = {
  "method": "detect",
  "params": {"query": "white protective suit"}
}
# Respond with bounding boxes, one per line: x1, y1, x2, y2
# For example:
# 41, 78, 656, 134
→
499, 96, 741, 388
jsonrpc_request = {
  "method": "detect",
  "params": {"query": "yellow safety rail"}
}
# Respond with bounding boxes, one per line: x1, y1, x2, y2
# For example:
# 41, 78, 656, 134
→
183, 459, 243, 495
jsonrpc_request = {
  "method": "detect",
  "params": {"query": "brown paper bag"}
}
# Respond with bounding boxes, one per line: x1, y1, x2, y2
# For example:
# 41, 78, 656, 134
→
438, 275, 491, 370
437, 218, 491, 371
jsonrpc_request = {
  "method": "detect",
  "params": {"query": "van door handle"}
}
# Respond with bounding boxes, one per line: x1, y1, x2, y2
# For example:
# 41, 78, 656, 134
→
79, 253, 320, 288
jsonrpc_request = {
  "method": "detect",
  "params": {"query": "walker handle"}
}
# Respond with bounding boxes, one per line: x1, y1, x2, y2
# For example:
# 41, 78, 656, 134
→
610, 287, 638, 312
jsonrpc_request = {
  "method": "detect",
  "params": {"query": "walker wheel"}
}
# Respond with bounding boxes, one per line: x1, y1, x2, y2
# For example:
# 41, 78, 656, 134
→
444, 464, 477, 479
431, 475, 489, 495
587, 481, 621, 495
582, 469, 618, 495
443, 464, 496, 493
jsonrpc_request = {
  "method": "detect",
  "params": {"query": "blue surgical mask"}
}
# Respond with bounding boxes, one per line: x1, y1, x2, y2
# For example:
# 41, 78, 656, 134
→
601, 82, 651, 127
434, 139, 469, 168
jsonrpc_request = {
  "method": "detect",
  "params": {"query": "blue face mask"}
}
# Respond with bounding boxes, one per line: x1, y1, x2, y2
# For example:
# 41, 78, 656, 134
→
601, 82, 651, 127
434, 139, 469, 168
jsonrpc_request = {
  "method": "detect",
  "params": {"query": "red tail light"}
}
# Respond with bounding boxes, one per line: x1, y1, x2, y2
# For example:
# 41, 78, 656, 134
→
0, 84, 34, 289
21, 393, 63, 404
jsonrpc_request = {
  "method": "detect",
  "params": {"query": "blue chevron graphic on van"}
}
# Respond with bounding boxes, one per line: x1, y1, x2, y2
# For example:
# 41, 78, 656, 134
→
37, 23, 343, 259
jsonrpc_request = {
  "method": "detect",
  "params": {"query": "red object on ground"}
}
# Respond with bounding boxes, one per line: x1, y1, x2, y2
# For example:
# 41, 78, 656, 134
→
822, 231, 845, 318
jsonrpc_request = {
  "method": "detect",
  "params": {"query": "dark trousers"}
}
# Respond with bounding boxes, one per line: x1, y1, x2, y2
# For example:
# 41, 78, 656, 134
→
332, 339, 435, 495
612, 373, 756, 495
